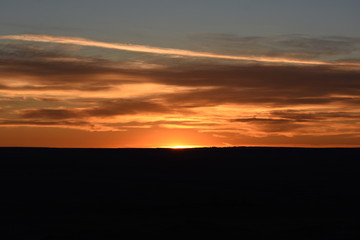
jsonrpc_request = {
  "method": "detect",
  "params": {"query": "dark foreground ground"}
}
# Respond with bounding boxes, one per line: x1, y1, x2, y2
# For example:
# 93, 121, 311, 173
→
1, 147, 360, 239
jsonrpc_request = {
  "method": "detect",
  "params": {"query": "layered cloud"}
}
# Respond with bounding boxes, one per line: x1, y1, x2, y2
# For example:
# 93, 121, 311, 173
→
1, 35, 360, 147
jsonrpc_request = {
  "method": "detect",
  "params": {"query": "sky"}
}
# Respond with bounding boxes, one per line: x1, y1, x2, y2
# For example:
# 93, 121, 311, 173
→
1, 0, 360, 148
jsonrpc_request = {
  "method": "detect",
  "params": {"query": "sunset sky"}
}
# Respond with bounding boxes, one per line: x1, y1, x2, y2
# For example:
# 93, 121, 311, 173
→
1, 0, 360, 148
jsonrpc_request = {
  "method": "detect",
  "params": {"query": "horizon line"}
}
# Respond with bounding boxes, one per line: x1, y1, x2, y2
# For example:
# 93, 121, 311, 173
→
1, 146, 359, 149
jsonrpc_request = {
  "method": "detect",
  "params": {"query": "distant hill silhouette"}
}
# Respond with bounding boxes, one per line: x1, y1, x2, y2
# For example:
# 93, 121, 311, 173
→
1, 147, 359, 239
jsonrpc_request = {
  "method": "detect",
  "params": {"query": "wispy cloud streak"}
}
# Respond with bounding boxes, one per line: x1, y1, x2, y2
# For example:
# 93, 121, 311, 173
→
1, 34, 359, 67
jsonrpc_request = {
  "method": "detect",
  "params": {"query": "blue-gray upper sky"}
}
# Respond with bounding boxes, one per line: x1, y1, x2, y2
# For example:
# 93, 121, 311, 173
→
1, 0, 360, 47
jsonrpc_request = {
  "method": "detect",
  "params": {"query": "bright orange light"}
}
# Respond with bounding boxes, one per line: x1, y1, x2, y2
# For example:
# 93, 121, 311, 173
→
162, 145, 203, 149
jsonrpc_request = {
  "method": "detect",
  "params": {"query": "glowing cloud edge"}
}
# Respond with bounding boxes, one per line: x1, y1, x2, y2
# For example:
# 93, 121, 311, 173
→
1, 34, 359, 67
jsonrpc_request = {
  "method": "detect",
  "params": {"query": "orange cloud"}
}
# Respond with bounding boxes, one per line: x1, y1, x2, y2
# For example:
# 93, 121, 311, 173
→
1, 39, 360, 147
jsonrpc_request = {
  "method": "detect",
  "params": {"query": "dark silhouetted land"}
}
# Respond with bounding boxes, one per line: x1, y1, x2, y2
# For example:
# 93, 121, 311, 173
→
1, 147, 359, 239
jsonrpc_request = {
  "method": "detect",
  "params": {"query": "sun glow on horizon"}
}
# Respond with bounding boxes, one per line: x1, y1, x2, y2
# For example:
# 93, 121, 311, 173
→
161, 145, 204, 149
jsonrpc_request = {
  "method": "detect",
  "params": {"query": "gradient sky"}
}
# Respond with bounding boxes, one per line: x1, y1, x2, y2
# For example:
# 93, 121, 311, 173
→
1, 0, 360, 148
